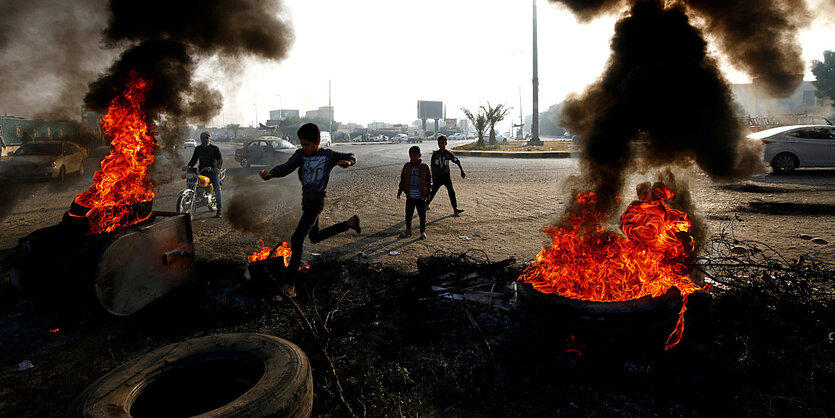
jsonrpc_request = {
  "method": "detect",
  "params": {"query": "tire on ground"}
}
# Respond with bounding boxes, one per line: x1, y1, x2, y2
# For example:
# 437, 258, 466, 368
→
70, 333, 313, 418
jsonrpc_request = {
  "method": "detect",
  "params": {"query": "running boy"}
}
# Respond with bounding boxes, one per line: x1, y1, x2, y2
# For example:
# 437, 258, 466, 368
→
259, 123, 361, 295
397, 146, 431, 239
427, 135, 465, 214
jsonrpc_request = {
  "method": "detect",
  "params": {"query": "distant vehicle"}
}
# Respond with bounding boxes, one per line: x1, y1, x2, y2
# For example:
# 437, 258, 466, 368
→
0, 141, 87, 182
392, 134, 409, 143
448, 133, 466, 140
184, 138, 197, 148
480, 132, 509, 142
748, 125, 835, 173
319, 131, 332, 147
234, 137, 297, 167
408, 135, 423, 143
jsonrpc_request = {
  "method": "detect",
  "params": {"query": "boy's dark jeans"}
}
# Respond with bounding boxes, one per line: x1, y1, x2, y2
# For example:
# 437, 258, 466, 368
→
288, 197, 350, 273
428, 175, 457, 209
405, 198, 426, 233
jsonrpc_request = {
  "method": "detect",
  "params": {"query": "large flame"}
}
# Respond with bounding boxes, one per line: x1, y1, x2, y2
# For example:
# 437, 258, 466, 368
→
73, 72, 156, 234
519, 182, 704, 349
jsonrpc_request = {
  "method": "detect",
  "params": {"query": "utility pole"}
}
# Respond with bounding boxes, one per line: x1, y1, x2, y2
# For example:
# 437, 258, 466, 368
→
528, 0, 543, 146
254, 103, 258, 129
328, 79, 333, 134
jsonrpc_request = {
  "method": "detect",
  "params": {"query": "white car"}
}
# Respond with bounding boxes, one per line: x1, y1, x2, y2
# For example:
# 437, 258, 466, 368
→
392, 134, 409, 143
448, 133, 466, 140
184, 139, 197, 148
319, 131, 332, 147
748, 124, 835, 173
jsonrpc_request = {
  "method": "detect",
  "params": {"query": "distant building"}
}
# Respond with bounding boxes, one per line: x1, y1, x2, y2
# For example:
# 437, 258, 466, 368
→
731, 81, 832, 117
444, 118, 457, 129
457, 119, 469, 134
268, 109, 299, 121
337, 123, 363, 134
305, 106, 334, 120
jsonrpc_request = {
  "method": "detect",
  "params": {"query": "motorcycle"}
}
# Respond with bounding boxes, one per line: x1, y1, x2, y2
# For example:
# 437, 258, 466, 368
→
176, 166, 226, 214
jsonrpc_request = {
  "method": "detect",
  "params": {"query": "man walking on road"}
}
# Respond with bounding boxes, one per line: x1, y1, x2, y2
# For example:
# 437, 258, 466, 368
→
427, 135, 465, 215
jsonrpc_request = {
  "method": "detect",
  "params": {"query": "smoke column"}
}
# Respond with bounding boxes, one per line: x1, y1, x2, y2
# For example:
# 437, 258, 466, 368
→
85, 0, 294, 131
549, 0, 814, 217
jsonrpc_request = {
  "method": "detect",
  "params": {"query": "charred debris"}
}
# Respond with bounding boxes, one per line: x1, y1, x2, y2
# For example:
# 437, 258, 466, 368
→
1, 226, 833, 416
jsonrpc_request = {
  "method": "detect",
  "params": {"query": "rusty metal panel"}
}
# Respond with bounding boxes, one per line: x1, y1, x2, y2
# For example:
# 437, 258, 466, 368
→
95, 212, 194, 315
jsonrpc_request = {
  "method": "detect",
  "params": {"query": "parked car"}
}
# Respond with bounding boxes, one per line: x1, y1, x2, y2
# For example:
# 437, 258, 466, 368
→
480, 132, 509, 142
234, 137, 298, 167
0, 141, 87, 181
748, 125, 835, 173
392, 134, 409, 143
448, 133, 466, 140
184, 138, 197, 148
320, 131, 332, 147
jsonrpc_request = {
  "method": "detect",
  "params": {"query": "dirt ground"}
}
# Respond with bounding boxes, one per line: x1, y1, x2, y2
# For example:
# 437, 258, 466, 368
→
0, 144, 833, 416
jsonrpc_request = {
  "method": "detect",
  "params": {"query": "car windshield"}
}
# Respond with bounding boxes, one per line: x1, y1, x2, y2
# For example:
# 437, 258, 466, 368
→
15, 143, 62, 156
271, 140, 296, 150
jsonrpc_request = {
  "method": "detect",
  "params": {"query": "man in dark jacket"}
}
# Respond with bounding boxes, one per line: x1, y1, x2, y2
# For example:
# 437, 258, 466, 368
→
260, 123, 361, 296
187, 131, 223, 217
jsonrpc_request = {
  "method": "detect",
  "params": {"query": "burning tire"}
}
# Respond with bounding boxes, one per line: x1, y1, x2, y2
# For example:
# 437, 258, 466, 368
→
71, 333, 313, 417
517, 282, 683, 357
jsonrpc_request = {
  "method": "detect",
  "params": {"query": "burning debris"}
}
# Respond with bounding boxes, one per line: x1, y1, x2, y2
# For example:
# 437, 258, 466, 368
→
519, 181, 703, 349
521, 0, 822, 352
71, 72, 155, 234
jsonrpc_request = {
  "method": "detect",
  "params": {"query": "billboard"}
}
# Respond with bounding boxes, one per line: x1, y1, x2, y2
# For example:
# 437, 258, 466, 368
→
417, 100, 443, 119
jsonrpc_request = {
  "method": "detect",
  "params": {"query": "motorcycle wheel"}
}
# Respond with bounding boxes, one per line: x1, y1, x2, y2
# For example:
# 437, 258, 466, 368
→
176, 189, 196, 214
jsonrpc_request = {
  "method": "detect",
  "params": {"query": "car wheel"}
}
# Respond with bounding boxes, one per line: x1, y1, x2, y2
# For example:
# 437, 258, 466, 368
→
58, 166, 66, 182
70, 333, 313, 418
240, 157, 250, 168
771, 152, 798, 174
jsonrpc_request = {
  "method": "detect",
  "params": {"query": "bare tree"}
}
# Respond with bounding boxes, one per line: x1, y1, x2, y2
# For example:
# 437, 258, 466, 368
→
481, 102, 512, 145
461, 107, 489, 148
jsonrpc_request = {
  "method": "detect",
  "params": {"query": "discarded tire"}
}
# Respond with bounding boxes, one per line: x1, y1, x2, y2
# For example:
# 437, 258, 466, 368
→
71, 333, 312, 417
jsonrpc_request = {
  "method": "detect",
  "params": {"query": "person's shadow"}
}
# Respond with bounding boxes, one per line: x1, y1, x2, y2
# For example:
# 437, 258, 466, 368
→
323, 214, 456, 260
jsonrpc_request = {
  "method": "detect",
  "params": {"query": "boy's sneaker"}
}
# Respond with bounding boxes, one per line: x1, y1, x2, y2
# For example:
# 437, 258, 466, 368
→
399, 230, 412, 238
419, 232, 427, 240
453, 208, 464, 215
349, 215, 361, 234
425, 203, 431, 211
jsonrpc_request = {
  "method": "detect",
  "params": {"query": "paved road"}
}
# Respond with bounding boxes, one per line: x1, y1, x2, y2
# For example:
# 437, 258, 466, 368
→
1, 141, 834, 271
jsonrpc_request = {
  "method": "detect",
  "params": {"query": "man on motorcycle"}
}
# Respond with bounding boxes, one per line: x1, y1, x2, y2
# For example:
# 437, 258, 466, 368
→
187, 131, 224, 217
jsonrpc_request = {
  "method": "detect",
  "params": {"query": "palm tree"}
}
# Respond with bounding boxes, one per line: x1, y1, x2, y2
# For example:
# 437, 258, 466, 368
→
461, 107, 489, 148
481, 102, 512, 145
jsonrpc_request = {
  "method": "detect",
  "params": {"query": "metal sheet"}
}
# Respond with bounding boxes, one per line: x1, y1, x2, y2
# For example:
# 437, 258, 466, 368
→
95, 212, 194, 316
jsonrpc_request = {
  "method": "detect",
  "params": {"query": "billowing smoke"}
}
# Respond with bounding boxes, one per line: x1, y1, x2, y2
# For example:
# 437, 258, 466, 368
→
0, 0, 112, 120
550, 0, 812, 217
85, 0, 294, 134
82, 0, 294, 187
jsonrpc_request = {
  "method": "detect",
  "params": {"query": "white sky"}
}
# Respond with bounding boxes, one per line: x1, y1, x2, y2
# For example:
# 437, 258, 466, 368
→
203, 0, 835, 133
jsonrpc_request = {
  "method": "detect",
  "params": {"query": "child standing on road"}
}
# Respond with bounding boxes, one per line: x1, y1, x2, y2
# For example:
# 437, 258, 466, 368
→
259, 123, 361, 296
397, 146, 431, 239
427, 135, 465, 214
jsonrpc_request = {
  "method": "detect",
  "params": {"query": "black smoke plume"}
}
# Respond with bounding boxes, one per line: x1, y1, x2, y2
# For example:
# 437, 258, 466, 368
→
551, 0, 800, 218
85, 0, 294, 134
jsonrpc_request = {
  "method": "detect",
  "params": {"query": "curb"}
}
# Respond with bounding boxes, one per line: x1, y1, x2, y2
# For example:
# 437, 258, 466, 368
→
453, 150, 579, 158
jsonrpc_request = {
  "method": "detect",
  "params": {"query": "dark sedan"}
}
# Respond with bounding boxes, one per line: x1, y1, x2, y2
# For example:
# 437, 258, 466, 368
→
234, 137, 298, 167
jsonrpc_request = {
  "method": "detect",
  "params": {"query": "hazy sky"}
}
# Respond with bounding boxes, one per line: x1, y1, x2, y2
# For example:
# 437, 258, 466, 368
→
200, 0, 835, 133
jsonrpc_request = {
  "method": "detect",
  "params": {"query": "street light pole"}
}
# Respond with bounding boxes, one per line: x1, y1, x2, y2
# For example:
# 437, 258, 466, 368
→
528, 0, 543, 146
254, 103, 258, 129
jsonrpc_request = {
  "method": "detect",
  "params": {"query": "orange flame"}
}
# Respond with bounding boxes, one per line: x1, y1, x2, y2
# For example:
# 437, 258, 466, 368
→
248, 239, 292, 266
49, 328, 60, 333
73, 71, 156, 234
519, 183, 704, 349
